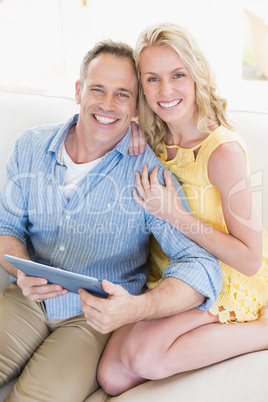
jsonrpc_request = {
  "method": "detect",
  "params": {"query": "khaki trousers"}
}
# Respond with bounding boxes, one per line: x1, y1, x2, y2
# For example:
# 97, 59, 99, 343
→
0, 283, 111, 402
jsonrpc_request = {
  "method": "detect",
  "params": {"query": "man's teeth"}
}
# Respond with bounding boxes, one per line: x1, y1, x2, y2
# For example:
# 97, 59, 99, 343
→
158, 100, 181, 108
94, 115, 117, 124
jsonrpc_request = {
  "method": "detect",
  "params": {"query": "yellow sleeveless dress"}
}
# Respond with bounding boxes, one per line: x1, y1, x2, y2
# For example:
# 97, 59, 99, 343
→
148, 126, 268, 323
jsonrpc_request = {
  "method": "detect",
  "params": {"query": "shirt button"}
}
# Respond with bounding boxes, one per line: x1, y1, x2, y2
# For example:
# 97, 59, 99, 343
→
107, 203, 111, 210
60, 245, 65, 251
66, 214, 71, 220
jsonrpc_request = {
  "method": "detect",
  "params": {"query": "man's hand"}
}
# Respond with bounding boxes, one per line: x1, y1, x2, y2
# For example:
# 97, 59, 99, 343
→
80, 278, 206, 334
17, 270, 68, 302
79, 280, 139, 334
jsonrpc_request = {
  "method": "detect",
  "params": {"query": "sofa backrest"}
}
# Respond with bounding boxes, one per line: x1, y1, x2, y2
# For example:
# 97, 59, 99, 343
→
228, 110, 268, 229
0, 91, 268, 229
0, 91, 78, 189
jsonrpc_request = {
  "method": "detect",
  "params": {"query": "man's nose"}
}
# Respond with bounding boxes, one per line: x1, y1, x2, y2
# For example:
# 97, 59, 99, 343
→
99, 93, 115, 111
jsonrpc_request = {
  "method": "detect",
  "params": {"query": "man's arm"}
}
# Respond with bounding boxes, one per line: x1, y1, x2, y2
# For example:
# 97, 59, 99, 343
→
0, 235, 30, 277
0, 235, 68, 302
141, 163, 222, 308
79, 163, 221, 334
79, 276, 204, 334
137, 277, 205, 319
0, 132, 69, 301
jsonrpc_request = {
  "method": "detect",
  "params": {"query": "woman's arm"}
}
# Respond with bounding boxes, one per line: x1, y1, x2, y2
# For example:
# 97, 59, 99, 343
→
133, 143, 263, 276
205, 142, 263, 274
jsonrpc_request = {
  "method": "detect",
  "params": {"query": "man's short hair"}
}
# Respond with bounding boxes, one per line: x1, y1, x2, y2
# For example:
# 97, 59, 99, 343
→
79, 40, 136, 87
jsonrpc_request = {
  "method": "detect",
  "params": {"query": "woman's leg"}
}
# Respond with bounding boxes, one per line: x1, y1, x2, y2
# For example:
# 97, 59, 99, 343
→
123, 306, 268, 380
98, 307, 218, 395
98, 306, 268, 396
97, 323, 146, 396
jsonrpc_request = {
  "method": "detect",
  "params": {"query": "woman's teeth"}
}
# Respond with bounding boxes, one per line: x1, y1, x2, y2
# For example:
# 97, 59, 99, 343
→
94, 115, 117, 124
158, 100, 182, 108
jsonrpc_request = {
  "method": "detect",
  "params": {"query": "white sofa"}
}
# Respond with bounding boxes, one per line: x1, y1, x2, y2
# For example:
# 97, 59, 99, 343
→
0, 90, 268, 402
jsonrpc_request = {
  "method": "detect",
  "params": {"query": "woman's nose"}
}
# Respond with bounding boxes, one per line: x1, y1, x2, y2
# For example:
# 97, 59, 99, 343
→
160, 80, 173, 97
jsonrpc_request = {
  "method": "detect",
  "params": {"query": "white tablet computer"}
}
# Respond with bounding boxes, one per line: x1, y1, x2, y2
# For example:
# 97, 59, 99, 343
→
4, 254, 109, 298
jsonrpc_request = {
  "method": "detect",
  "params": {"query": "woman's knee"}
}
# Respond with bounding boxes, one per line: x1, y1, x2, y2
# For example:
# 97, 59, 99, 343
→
120, 337, 163, 379
97, 362, 117, 395
97, 359, 131, 396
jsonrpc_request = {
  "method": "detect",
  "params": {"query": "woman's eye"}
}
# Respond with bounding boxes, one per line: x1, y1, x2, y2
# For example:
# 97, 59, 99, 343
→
148, 77, 158, 82
174, 73, 184, 78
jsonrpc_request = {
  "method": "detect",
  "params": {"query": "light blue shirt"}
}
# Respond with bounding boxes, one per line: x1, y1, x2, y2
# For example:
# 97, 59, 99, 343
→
0, 115, 222, 319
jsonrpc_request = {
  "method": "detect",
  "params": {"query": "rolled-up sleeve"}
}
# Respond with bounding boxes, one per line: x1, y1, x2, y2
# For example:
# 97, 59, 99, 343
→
0, 139, 29, 244
144, 164, 222, 309
162, 255, 222, 310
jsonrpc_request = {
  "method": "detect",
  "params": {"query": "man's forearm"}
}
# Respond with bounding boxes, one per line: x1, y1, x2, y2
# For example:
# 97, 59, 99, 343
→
80, 277, 206, 334
133, 277, 205, 322
0, 235, 30, 278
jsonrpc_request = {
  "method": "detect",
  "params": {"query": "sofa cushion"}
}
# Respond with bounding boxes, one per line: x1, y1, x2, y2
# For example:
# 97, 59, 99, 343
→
85, 351, 268, 402
0, 91, 267, 402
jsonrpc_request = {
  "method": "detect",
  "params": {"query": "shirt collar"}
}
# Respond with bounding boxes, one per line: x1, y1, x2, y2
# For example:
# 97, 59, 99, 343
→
111, 127, 131, 157
47, 114, 131, 160
48, 114, 79, 161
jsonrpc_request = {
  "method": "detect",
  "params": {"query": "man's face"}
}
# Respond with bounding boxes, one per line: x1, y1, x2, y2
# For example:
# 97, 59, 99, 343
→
75, 53, 138, 150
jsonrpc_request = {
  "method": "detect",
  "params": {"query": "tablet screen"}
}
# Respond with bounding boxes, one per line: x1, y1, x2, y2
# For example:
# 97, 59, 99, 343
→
4, 254, 109, 298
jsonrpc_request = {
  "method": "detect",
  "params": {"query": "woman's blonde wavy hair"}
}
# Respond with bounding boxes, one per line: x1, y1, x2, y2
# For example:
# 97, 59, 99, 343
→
134, 23, 234, 155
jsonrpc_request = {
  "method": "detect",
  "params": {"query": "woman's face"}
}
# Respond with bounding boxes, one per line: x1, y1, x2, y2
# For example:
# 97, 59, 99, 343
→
139, 45, 196, 129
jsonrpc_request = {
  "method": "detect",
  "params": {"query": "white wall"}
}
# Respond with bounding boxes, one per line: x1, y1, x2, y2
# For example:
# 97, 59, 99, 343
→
0, 0, 267, 111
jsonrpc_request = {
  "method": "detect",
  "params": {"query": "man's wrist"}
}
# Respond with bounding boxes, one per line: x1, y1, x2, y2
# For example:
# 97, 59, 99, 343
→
127, 293, 148, 323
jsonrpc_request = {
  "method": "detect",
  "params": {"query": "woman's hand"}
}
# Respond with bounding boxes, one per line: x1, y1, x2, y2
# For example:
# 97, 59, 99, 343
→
129, 121, 146, 156
132, 165, 186, 222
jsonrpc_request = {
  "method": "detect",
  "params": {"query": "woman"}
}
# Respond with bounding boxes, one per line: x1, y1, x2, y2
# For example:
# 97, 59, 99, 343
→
97, 23, 268, 396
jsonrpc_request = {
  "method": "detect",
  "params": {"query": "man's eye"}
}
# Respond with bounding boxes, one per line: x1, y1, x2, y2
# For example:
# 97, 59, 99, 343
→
118, 93, 128, 98
92, 88, 102, 93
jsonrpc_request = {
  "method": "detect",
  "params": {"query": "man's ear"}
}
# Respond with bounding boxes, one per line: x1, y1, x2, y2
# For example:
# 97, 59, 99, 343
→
75, 80, 82, 105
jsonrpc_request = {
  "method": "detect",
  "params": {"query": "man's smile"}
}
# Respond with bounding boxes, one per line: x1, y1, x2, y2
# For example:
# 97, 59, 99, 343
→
93, 114, 118, 125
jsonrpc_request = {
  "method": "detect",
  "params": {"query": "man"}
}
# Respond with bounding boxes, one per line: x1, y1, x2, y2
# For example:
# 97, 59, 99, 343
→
0, 40, 222, 401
